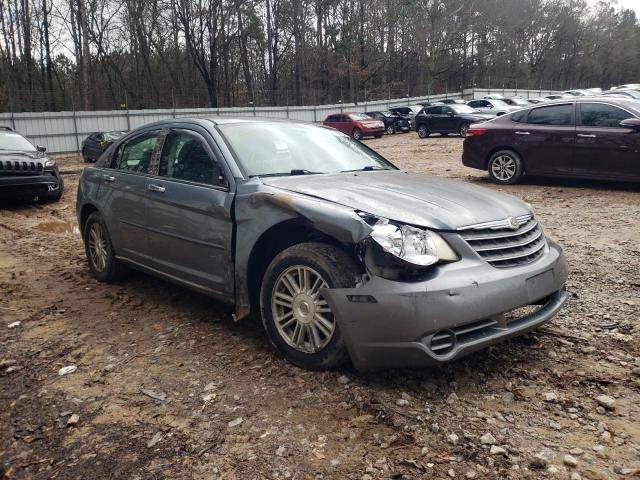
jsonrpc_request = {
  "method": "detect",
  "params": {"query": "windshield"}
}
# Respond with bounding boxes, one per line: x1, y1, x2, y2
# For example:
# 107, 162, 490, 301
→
0, 131, 36, 151
450, 105, 476, 114
220, 122, 396, 177
349, 113, 371, 121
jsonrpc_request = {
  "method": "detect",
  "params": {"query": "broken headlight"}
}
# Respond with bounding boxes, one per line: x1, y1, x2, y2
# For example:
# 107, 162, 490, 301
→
369, 219, 458, 267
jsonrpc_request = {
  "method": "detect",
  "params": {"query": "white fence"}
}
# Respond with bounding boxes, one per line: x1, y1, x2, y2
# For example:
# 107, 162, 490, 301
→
0, 88, 558, 154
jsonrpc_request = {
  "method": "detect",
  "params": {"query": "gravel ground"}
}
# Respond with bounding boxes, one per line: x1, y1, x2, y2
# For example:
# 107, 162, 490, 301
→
1, 135, 639, 480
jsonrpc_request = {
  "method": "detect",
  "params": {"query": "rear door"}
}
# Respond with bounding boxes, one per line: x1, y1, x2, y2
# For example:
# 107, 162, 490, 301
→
144, 128, 235, 297
513, 103, 575, 175
574, 102, 640, 179
96, 130, 160, 265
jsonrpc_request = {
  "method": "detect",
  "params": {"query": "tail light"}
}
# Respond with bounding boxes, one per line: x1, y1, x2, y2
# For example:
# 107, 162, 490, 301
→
466, 128, 487, 136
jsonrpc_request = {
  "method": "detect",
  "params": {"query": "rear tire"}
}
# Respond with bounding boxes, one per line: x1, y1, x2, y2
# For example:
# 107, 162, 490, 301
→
260, 242, 358, 370
487, 150, 524, 184
83, 211, 129, 282
351, 128, 363, 141
417, 124, 430, 138
459, 123, 470, 137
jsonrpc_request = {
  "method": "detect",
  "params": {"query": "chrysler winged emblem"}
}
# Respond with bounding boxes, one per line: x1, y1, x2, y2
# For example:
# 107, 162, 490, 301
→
507, 217, 520, 230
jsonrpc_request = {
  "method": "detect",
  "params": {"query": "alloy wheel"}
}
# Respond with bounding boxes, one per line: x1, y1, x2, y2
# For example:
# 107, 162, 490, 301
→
88, 222, 108, 272
271, 265, 335, 353
459, 124, 469, 137
491, 154, 517, 181
352, 129, 362, 141
386, 125, 394, 134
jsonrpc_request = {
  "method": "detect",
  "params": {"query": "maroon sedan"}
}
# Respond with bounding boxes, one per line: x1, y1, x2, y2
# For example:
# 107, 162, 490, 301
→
323, 113, 385, 140
462, 98, 640, 184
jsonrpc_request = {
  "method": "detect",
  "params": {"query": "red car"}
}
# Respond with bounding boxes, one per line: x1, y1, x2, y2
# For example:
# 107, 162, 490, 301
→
323, 113, 385, 140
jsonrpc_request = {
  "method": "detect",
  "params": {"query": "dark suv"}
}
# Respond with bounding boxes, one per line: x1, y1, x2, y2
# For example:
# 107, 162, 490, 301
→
364, 111, 411, 134
0, 127, 63, 202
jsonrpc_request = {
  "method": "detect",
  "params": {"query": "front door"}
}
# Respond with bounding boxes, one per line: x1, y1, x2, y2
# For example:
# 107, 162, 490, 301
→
574, 102, 640, 179
96, 130, 160, 265
513, 103, 576, 175
145, 128, 235, 297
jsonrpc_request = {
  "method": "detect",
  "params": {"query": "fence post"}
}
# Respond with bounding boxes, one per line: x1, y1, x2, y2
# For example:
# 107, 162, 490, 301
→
71, 108, 80, 153
9, 100, 16, 130
313, 106, 317, 123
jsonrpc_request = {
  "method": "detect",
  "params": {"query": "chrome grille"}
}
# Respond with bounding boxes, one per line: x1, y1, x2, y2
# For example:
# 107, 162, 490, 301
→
0, 159, 44, 175
460, 215, 546, 268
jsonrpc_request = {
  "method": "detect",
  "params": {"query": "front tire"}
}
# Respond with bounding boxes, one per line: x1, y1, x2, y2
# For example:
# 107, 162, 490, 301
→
488, 150, 524, 184
386, 124, 395, 135
82, 148, 91, 163
83, 211, 129, 282
417, 124, 430, 138
351, 128, 363, 141
260, 242, 358, 370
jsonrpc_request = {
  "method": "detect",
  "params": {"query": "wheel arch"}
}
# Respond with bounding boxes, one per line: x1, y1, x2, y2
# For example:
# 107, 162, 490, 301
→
244, 219, 359, 318
79, 203, 100, 234
484, 146, 525, 171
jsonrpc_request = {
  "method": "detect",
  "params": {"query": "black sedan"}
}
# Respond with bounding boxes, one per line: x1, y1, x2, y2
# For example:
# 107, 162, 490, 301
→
364, 111, 411, 134
82, 131, 126, 163
415, 104, 494, 138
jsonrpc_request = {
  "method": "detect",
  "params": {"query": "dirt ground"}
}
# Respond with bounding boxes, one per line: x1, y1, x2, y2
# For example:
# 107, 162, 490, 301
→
1, 134, 640, 480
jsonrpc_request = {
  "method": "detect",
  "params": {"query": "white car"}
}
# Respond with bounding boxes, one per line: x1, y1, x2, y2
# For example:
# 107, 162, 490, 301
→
466, 99, 520, 116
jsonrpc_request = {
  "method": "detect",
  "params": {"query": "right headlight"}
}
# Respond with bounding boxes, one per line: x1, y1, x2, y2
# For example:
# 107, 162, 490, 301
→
369, 219, 458, 267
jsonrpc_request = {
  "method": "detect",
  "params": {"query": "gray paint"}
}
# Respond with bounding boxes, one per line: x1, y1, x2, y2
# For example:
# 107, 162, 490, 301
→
77, 117, 568, 370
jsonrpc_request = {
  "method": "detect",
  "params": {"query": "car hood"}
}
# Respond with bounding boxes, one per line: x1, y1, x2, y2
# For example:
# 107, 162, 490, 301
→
462, 113, 495, 121
262, 170, 531, 230
0, 150, 45, 160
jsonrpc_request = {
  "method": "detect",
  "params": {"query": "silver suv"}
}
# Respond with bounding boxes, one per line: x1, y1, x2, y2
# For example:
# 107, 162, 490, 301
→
77, 118, 568, 371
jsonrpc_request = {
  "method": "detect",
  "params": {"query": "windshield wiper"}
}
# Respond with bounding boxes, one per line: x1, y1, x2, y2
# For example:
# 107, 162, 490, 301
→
249, 169, 325, 178
341, 165, 386, 173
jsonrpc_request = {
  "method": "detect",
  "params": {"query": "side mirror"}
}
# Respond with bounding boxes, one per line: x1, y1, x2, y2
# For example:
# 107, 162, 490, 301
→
37, 145, 47, 153
619, 118, 640, 131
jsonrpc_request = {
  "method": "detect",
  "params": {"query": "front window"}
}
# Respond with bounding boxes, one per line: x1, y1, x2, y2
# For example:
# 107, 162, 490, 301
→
220, 123, 396, 177
579, 103, 634, 128
0, 131, 36, 151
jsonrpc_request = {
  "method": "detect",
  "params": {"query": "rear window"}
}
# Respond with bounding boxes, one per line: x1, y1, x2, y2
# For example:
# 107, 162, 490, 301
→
526, 104, 573, 126
511, 110, 527, 123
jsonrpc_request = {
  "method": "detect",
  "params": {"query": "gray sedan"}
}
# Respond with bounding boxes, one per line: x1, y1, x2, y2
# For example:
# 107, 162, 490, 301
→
76, 118, 568, 371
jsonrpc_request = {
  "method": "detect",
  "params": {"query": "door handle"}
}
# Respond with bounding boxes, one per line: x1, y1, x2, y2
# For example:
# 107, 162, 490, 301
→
147, 184, 166, 193
515, 131, 530, 135
102, 174, 116, 182
577, 133, 597, 138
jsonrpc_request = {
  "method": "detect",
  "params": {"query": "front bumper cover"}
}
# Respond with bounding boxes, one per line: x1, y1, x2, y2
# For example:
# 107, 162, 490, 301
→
0, 172, 62, 197
323, 240, 568, 371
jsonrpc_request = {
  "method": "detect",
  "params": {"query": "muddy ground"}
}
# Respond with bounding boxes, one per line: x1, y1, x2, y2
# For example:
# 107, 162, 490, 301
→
1, 134, 639, 480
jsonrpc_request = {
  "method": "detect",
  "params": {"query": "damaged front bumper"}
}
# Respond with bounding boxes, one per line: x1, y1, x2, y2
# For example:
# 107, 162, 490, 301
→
323, 239, 568, 371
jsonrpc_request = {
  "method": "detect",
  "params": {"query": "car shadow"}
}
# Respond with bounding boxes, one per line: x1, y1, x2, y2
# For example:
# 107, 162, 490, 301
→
468, 175, 640, 192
